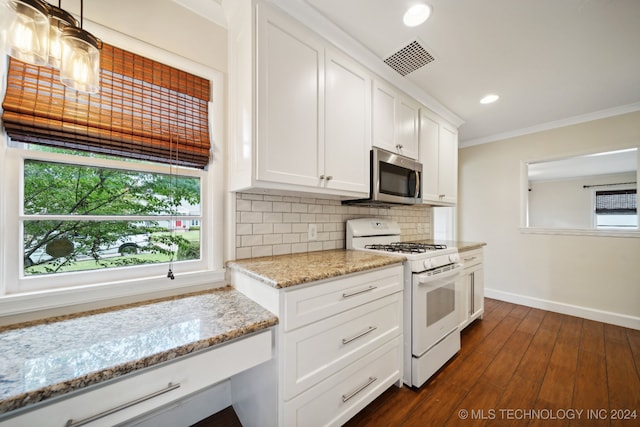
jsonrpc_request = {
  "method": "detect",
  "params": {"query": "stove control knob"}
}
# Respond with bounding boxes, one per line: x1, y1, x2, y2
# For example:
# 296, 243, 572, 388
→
449, 254, 459, 263
423, 259, 433, 269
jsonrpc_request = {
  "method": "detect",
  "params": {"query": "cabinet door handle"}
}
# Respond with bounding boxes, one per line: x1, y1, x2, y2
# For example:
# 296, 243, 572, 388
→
65, 382, 181, 427
326, 175, 333, 181
342, 326, 377, 345
342, 377, 377, 403
469, 272, 475, 315
342, 285, 377, 298
396, 144, 403, 149
319, 175, 326, 180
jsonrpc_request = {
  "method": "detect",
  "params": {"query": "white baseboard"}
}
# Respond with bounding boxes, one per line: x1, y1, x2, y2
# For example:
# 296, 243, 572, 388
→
485, 288, 640, 331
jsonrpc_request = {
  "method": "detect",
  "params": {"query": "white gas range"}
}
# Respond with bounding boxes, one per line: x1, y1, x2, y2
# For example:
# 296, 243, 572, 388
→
346, 218, 463, 388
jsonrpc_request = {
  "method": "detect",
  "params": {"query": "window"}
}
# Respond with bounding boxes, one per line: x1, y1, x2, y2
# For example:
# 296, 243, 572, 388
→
594, 189, 637, 229
23, 158, 202, 277
0, 28, 224, 308
523, 148, 639, 235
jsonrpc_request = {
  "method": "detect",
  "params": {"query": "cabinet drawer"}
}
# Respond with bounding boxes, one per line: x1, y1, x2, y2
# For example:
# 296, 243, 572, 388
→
284, 335, 402, 427
283, 265, 403, 331
3, 330, 272, 427
283, 292, 401, 399
460, 248, 483, 268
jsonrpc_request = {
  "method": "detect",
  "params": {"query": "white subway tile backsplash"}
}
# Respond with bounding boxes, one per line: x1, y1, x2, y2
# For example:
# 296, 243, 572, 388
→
252, 201, 273, 212
274, 223, 292, 233
291, 203, 308, 213
263, 212, 284, 223
241, 234, 263, 247
240, 211, 263, 224
272, 202, 292, 212
236, 199, 252, 212
263, 234, 283, 245
253, 223, 273, 235
234, 191, 433, 260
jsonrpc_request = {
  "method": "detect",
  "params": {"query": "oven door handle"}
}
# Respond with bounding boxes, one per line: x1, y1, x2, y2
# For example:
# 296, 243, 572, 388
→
415, 263, 463, 284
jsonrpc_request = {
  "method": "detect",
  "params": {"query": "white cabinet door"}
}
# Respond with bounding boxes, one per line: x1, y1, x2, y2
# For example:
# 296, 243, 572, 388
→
457, 249, 484, 330
419, 112, 440, 202
419, 109, 458, 206
396, 96, 419, 160
257, 6, 324, 187
324, 49, 371, 194
372, 81, 419, 160
456, 272, 469, 329
372, 80, 397, 154
470, 264, 484, 321
438, 124, 458, 205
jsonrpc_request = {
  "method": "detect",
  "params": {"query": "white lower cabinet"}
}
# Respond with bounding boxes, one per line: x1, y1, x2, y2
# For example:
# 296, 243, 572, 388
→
231, 265, 404, 427
456, 248, 485, 330
284, 336, 402, 427
2, 330, 272, 427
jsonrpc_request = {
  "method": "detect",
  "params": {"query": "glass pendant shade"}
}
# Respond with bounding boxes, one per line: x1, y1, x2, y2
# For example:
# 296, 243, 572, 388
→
47, 5, 78, 68
60, 26, 101, 94
4, 0, 50, 66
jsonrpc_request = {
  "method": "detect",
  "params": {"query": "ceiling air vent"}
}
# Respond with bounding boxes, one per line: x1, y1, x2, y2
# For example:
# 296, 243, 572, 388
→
383, 40, 435, 76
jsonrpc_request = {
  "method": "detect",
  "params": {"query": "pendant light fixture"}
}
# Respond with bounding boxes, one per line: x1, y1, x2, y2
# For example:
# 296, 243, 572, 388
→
3, 0, 51, 66
59, 0, 102, 94
3, 0, 102, 93
46, 1, 78, 68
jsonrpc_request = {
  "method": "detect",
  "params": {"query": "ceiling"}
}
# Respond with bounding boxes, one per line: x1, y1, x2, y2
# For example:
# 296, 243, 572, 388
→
182, 0, 640, 145
528, 148, 638, 181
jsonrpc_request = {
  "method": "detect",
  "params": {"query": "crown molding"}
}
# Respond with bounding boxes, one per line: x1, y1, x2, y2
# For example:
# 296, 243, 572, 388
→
459, 102, 640, 149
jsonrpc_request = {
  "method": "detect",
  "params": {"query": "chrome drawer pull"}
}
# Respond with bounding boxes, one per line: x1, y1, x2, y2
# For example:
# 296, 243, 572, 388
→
342, 376, 377, 403
342, 286, 377, 298
342, 326, 377, 345
463, 256, 478, 262
65, 382, 181, 427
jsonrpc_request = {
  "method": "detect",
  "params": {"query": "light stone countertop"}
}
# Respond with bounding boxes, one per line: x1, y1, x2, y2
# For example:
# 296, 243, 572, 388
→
0, 286, 278, 416
412, 240, 487, 253
226, 249, 406, 288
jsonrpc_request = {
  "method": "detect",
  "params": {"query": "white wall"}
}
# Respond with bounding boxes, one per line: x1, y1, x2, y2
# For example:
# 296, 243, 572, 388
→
458, 112, 640, 329
59, 0, 227, 72
528, 172, 636, 228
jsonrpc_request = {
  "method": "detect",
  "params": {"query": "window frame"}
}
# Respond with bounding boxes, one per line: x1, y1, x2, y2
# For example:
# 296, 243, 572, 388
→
0, 23, 225, 316
520, 146, 640, 238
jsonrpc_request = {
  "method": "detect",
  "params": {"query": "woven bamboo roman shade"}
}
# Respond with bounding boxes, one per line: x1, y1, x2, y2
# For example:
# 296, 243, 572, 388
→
595, 189, 637, 215
2, 44, 211, 169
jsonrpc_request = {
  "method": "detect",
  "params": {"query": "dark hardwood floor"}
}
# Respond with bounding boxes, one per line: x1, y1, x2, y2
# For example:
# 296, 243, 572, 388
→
194, 298, 640, 426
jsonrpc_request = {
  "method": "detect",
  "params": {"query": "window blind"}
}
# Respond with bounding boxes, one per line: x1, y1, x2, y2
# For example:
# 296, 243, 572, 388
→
595, 189, 637, 215
2, 44, 211, 169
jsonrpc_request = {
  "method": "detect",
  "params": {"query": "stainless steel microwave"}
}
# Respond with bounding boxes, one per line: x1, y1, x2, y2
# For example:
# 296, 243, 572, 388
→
343, 147, 422, 206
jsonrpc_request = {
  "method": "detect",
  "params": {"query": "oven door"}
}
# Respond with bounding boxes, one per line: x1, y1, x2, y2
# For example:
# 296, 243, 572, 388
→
411, 264, 462, 357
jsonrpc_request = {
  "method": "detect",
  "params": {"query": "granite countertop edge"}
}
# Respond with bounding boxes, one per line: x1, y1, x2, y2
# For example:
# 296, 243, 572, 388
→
227, 249, 406, 289
455, 241, 487, 252
0, 286, 279, 416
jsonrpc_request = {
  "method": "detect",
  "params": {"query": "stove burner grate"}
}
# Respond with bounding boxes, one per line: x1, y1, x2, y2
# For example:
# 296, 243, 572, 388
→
365, 242, 447, 254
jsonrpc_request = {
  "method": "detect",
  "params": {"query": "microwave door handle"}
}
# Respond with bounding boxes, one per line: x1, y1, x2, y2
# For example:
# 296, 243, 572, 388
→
414, 170, 421, 200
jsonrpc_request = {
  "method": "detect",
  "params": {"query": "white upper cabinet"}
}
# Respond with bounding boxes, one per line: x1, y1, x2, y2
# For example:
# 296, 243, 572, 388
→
226, 2, 370, 197
419, 109, 458, 206
372, 80, 419, 160
256, 6, 324, 188
324, 49, 371, 194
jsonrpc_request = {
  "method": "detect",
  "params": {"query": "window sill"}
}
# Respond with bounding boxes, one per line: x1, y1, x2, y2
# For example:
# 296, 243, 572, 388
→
519, 227, 640, 238
0, 269, 226, 321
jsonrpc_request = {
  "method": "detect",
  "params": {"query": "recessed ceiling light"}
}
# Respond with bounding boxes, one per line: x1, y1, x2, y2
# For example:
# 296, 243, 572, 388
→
480, 94, 499, 104
403, 4, 432, 27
